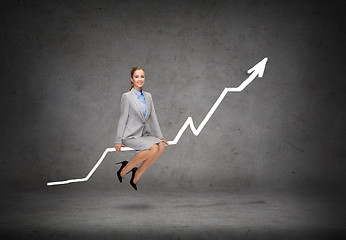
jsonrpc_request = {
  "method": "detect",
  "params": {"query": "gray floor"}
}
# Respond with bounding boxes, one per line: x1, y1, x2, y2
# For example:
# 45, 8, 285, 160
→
1, 186, 345, 239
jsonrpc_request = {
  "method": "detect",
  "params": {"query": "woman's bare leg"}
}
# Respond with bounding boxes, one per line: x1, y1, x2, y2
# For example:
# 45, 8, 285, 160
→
134, 142, 166, 184
120, 144, 159, 177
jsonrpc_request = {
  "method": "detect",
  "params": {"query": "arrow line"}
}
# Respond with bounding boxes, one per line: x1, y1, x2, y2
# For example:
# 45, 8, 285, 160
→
47, 57, 268, 186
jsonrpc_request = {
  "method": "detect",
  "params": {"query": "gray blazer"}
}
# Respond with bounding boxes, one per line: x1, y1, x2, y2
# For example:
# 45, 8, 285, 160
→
115, 89, 164, 144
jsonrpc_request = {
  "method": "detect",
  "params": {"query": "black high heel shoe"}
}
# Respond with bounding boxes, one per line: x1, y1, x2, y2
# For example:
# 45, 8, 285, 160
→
116, 161, 129, 183
130, 167, 138, 190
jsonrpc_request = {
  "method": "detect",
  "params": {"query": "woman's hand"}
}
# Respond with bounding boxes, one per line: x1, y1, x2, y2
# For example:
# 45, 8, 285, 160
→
115, 143, 127, 153
160, 138, 169, 146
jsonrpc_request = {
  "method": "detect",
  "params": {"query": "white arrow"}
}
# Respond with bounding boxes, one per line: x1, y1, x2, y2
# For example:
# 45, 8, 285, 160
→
47, 57, 268, 186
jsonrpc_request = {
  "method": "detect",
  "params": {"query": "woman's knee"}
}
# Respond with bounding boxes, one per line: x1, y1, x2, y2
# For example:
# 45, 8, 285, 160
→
158, 142, 166, 153
149, 143, 159, 154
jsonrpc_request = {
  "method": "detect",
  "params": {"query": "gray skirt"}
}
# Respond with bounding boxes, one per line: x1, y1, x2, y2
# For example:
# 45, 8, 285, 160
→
123, 136, 163, 153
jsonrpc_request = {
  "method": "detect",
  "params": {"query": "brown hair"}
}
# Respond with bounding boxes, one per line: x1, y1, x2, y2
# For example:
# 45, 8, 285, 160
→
129, 66, 145, 91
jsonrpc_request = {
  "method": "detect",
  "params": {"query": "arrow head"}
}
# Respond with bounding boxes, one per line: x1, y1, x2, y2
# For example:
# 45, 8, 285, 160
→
247, 57, 268, 78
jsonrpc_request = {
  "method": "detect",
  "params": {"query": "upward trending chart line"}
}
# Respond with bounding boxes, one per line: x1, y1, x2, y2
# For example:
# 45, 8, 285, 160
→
47, 57, 268, 186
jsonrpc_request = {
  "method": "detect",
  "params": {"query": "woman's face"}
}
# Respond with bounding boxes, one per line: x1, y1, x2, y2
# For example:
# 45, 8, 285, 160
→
131, 69, 145, 90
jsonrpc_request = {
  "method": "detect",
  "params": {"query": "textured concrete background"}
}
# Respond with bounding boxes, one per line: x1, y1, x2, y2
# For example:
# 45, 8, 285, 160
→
1, 0, 345, 192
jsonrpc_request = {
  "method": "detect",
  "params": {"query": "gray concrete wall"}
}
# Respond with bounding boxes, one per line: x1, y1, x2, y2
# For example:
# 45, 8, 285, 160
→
1, 0, 345, 191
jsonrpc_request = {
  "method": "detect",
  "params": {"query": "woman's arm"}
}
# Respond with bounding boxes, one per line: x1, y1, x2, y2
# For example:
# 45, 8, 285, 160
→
115, 93, 130, 144
149, 94, 164, 139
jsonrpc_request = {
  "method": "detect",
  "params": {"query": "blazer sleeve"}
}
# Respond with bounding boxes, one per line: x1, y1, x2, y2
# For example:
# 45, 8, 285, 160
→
149, 94, 164, 139
114, 93, 130, 144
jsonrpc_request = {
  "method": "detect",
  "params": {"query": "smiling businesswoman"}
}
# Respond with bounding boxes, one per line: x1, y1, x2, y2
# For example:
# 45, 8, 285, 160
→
114, 66, 169, 190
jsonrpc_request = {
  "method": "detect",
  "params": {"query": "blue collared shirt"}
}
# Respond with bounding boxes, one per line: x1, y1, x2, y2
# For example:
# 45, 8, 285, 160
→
132, 88, 147, 117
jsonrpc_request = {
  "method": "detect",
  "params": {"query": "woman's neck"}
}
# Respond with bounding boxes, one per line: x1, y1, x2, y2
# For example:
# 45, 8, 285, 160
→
134, 86, 142, 92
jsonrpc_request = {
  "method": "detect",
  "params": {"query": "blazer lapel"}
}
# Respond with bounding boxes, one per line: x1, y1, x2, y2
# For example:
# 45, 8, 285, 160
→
143, 91, 151, 121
